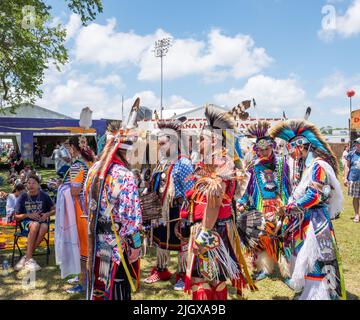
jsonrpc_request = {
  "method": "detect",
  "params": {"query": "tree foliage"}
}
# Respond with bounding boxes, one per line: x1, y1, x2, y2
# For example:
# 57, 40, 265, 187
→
0, 0, 103, 112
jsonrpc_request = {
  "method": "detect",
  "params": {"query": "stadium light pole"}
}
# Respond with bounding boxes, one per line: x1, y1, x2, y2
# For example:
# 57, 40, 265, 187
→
153, 38, 172, 119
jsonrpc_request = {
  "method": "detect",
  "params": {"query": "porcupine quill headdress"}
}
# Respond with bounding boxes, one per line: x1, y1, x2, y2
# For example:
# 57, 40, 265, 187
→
246, 120, 274, 150
270, 119, 339, 175
247, 120, 271, 140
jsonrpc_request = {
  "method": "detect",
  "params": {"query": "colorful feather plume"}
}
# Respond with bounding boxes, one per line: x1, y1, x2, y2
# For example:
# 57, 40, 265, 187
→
246, 120, 271, 141
270, 120, 339, 175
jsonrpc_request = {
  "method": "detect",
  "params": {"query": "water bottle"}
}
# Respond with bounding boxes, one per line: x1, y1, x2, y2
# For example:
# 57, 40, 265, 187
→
2, 259, 9, 276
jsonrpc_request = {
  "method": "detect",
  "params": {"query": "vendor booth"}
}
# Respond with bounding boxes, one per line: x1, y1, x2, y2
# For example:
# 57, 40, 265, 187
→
0, 104, 107, 162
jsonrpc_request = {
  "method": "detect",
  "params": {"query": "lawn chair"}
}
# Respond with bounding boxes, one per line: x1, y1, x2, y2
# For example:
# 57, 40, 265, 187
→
11, 218, 51, 267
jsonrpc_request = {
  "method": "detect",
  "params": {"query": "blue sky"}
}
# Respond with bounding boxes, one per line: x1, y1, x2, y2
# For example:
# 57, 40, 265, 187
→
38, 0, 360, 128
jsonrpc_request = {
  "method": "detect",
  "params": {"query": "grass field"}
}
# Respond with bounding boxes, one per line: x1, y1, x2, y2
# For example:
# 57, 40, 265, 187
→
0, 167, 359, 300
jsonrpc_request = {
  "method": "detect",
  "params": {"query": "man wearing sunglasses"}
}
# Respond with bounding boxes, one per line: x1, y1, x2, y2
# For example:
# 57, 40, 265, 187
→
270, 120, 345, 300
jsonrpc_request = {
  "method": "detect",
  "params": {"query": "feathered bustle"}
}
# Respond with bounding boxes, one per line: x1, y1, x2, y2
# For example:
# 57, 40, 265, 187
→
236, 210, 266, 249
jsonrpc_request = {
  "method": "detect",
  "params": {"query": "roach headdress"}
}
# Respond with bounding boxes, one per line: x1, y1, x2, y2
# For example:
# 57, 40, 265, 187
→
246, 120, 274, 150
270, 119, 339, 175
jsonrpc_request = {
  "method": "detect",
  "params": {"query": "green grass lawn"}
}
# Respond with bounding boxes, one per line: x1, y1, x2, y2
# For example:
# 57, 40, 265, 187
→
0, 167, 359, 300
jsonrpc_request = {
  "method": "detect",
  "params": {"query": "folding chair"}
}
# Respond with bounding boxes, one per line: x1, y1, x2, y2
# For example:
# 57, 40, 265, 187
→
11, 218, 51, 267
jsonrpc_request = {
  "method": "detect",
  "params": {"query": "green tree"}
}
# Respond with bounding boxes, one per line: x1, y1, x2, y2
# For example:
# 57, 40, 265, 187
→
0, 0, 102, 112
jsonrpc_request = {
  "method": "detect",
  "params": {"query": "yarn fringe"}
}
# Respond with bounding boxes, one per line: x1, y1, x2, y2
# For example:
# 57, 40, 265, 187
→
289, 221, 322, 292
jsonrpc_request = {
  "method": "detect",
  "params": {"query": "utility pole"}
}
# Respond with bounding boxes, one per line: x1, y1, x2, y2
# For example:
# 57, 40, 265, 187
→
347, 90, 356, 144
153, 38, 172, 119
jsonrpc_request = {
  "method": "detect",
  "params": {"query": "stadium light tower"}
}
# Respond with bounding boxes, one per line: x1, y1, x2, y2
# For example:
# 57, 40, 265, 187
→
153, 37, 172, 119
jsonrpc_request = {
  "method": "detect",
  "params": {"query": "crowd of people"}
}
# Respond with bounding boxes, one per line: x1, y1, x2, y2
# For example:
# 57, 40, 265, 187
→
2, 99, 352, 301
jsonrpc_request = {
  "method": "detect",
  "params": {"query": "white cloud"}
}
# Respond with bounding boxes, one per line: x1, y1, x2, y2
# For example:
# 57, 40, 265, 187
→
123, 91, 194, 111
317, 72, 360, 98
319, 0, 360, 40
94, 74, 125, 90
331, 107, 349, 115
214, 74, 307, 116
37, 67, 193, 120
38, 74, 114, 118
139, 29, 273, 81
74, 18, 156, 66
167, 95, 194, 109
72, 18, 272, 81
65, 13, 82, 41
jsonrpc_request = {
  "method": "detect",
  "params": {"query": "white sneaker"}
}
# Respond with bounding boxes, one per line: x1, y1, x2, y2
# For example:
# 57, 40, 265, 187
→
174, 279, 185, 291
67, 276, 79, 284
14, 256, 27, 271
24, 259, 41, 272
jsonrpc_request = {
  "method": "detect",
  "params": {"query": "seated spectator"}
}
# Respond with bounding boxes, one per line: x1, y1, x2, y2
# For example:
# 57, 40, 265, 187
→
30, 170, 42, 183
14, 153, 24, 175
7, 168, 18, 185
23, 164, 32, 180
6, 183, 25, 223
14, 174, 55, 272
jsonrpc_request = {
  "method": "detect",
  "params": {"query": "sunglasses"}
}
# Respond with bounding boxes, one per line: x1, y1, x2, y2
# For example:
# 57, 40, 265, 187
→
288, 138, 306, 150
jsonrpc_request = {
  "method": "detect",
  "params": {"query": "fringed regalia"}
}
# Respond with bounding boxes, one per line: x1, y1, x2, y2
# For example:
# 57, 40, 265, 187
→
270, 120, 346, 300
238, 121, 291, 276
85, 99, 142, 300
145, 119, 194, 284
181, 106, 257, 300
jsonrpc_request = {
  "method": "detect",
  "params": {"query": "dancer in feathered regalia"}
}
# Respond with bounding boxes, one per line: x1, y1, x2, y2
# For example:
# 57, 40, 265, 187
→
144, 118, 194, 291
181, 105, 256, 300
84, 99, 143, 300
237, 121, 291, 281
270, 120, 346, 300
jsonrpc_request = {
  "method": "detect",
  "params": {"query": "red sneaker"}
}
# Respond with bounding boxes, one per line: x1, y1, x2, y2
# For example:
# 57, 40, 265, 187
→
144, 267, 172, 284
